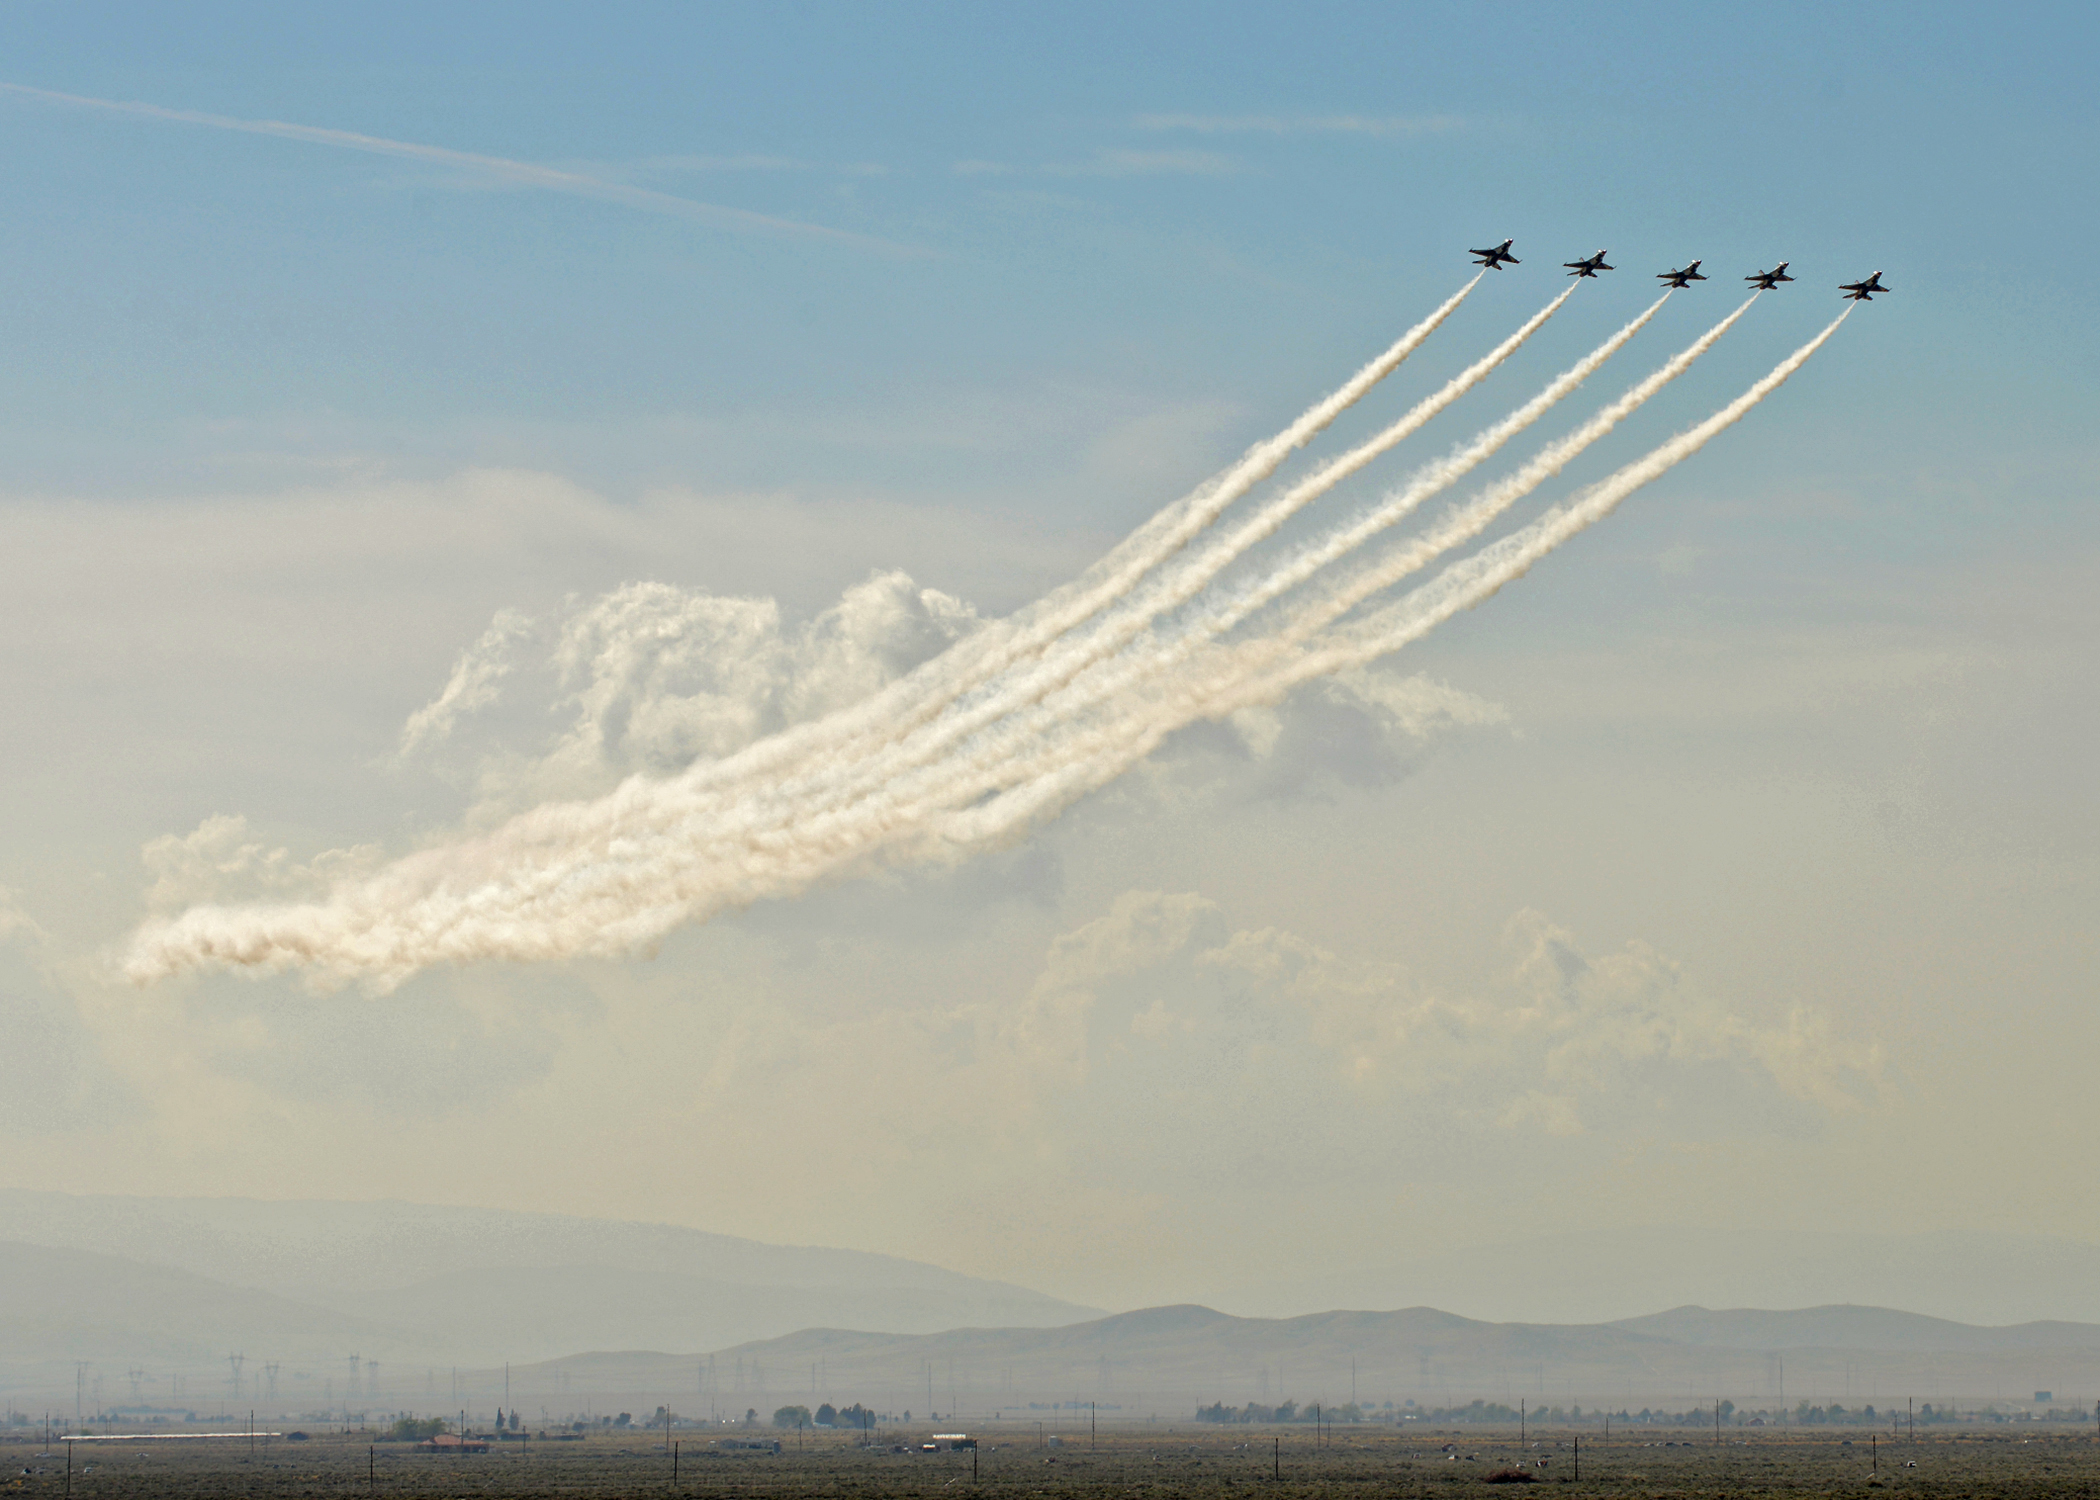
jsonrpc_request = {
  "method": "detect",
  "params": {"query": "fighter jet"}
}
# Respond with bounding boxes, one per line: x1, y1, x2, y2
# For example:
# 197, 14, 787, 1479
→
1657, 261, 1707, 288
1745, 263, 1795, 291
1839, 271, 1889, 301
1470, 239, 1519, 270
1564, 250, 1613, 278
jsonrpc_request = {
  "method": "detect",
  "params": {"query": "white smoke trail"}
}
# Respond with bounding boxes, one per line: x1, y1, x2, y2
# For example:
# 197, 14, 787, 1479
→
743, 283, 1577, 827
929, 308, 1850, 848
117, 268, 1476, 990
529, 277, 1483, 824
824, 290, 1671, 817
1171, 291, 1678, 647
121, 306, 1839, 990
1271, 292, 1761, 646
441, 286, 1583, 957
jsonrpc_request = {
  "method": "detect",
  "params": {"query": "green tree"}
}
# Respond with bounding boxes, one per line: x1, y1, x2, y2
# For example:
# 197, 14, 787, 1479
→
773, 1405, 811, 1430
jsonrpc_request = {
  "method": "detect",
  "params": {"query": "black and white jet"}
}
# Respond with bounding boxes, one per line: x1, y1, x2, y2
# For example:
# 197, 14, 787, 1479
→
1564, 249, 1614, 278
1657, 260, 1708, 288
1470, 239, 1519, 270
1839, 271, 1890, 301
1745, 263, 1795, 291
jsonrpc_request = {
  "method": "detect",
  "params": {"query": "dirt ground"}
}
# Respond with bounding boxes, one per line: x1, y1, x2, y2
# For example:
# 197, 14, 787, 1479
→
11, 1425, 2100, 1497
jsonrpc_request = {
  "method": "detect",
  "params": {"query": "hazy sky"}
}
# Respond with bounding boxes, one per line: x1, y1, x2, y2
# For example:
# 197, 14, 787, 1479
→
3, 1, 2096, 1315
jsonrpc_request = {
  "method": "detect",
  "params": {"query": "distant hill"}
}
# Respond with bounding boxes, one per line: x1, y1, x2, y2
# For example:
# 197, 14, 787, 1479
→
0, 1239, 391, 1368
1206, 1227, 2100, 1328
0, 1190, 1101, 1381
491, 1302, 2100, 1417
11, 1191, 2100, 1418
1608, 1304, 2100, 1354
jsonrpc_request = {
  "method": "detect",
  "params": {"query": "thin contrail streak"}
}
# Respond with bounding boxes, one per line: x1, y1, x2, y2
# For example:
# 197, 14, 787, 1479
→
932, 309, 1849, 847
0, 81, 915, 254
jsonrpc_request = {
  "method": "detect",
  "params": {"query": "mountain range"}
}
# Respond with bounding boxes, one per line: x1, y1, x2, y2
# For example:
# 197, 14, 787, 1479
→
7, 1192, 2100, 1417
0, 1189, 1097, 1394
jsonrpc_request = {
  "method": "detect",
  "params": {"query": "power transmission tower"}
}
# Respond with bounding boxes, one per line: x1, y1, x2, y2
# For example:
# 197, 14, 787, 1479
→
228, 1354, 245, 1399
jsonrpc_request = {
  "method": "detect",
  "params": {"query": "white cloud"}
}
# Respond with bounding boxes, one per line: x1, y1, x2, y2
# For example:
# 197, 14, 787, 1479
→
435, 569, 980, 812
1076, 894, 1888, 1137
396, 607, 534, 760
1157, 666, 1509, 805
138, 814, 381, 915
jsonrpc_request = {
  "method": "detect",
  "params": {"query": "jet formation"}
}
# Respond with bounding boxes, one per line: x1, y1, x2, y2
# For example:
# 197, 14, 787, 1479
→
1468, 241, 1887, 301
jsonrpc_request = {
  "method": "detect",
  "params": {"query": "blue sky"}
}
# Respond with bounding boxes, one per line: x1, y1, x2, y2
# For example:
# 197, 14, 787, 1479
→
2, 2, 2096, 1312
2, 1, 2092, 525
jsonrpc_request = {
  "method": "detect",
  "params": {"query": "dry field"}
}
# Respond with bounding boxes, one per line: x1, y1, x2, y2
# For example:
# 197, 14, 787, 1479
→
11, 1426, 2100, 1498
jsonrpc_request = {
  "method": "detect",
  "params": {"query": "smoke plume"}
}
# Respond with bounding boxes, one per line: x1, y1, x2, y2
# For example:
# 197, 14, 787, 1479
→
123, 295, 1844, 989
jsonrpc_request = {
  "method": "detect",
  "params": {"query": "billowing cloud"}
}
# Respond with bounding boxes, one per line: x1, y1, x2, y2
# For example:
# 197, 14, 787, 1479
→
396, 607, 535, 760
139, 815, 383, 915
431, 569, 981, 812
1023, 891, 1882, 1143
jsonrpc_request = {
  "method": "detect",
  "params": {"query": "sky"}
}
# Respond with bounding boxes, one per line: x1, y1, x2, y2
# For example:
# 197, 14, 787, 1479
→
2, 0, 2097, 1316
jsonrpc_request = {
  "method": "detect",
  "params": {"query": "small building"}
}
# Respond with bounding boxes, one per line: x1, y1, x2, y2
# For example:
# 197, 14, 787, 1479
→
422, 1434, 490, 1453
